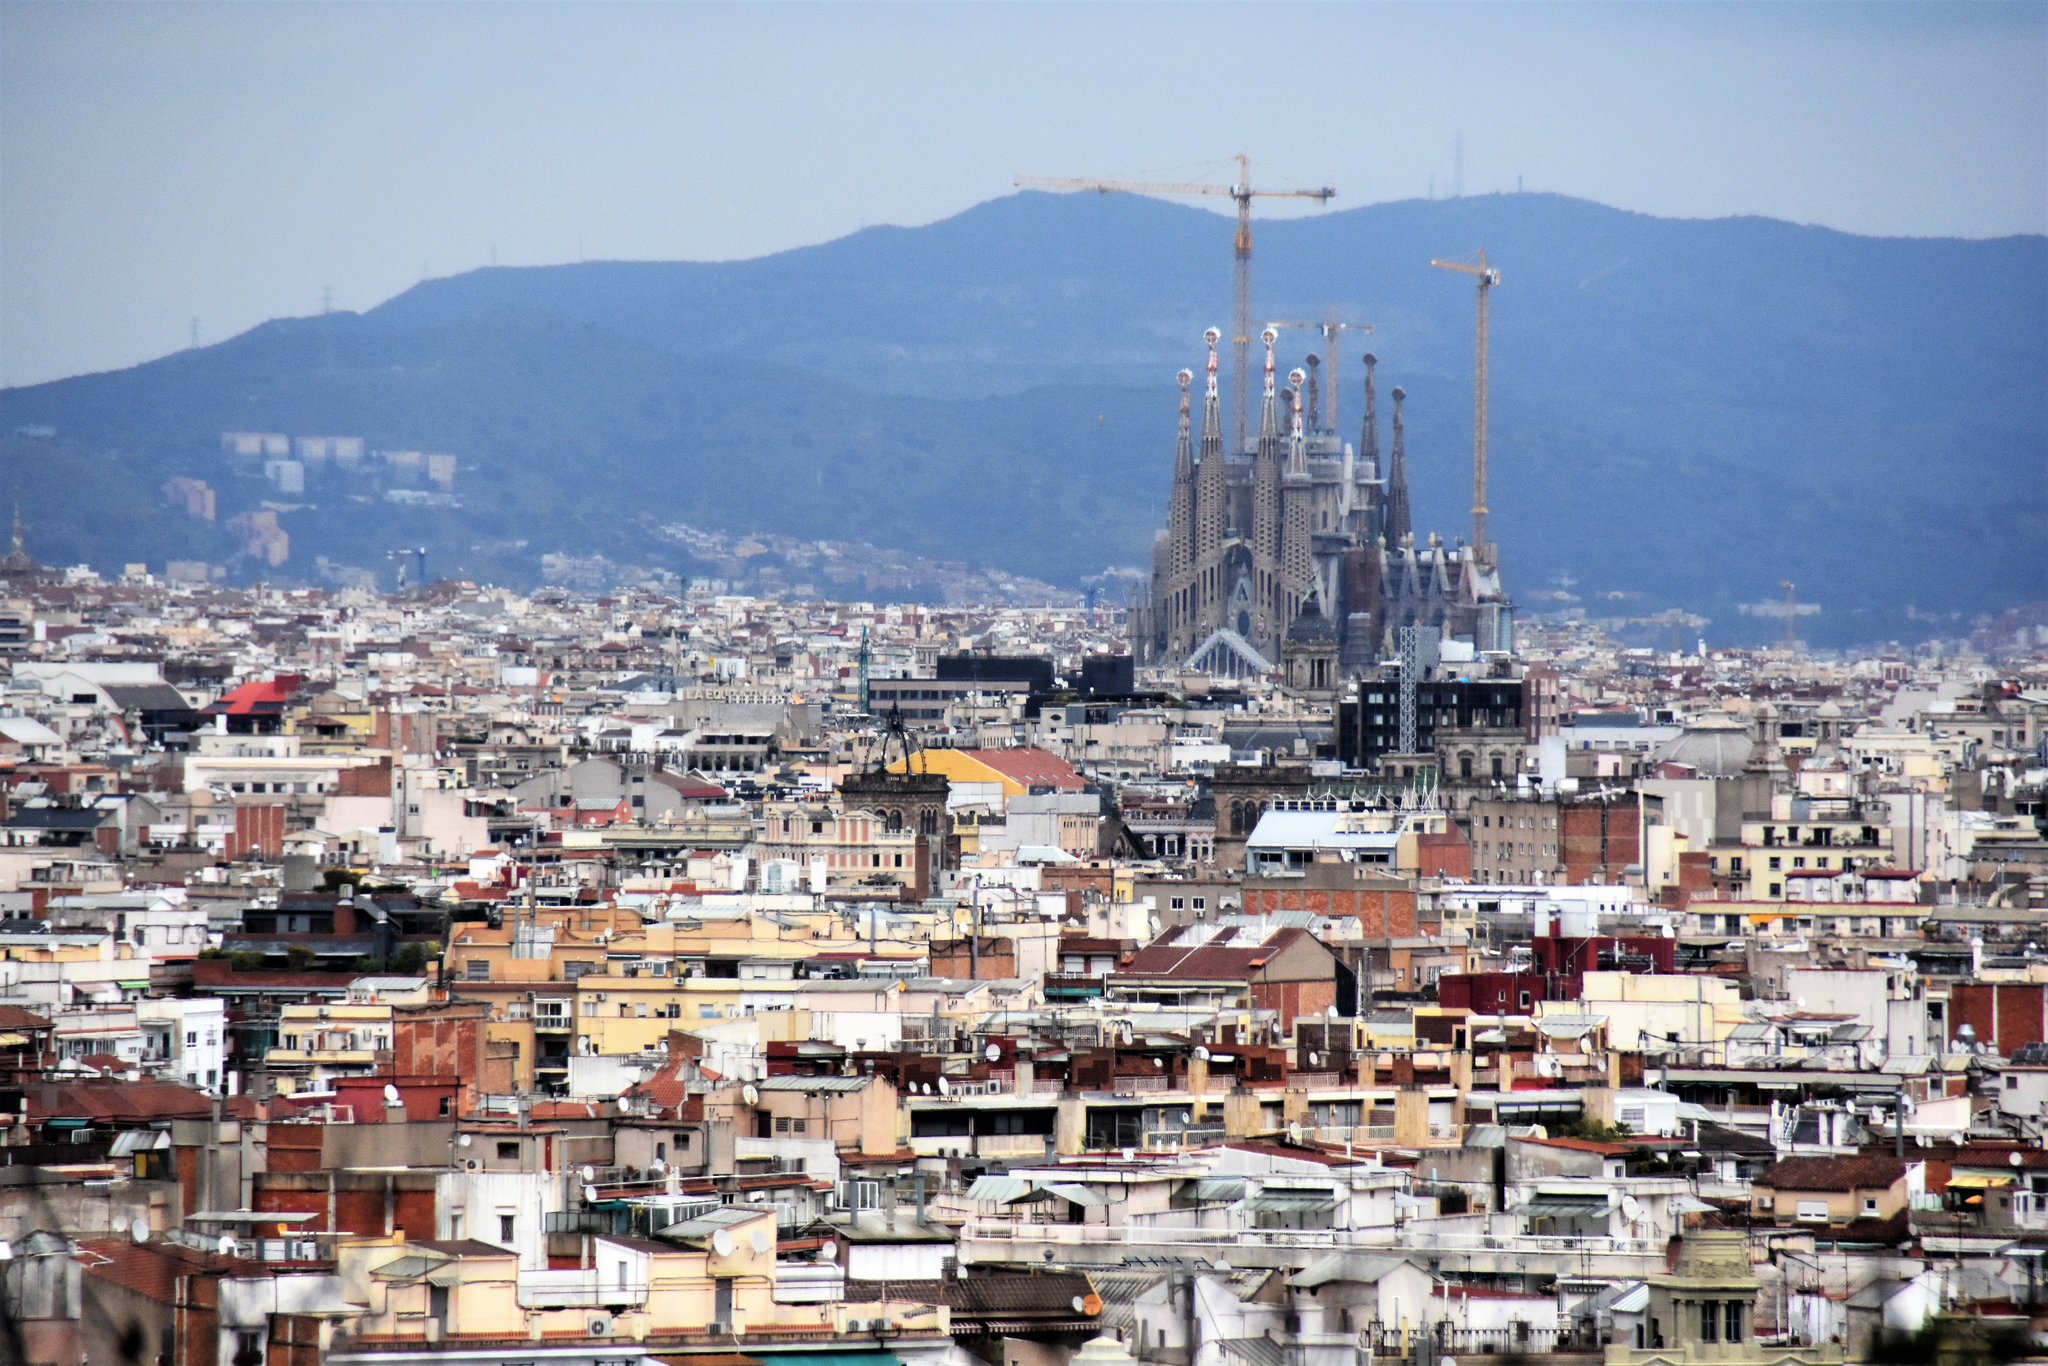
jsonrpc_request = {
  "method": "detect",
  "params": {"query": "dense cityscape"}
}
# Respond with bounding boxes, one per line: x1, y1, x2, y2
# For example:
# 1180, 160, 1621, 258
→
0, 478, 2042, 1365
4, 4, 2044, 1364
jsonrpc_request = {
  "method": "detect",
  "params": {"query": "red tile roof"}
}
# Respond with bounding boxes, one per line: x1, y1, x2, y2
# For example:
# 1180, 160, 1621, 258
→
962, 748, 1087, 792
203, 674, 307, 716
1116, 927, 1315, 981
1755, 1154, 1907, 1192
26, 1079, 213, 1123
78, 1238, 268, 1302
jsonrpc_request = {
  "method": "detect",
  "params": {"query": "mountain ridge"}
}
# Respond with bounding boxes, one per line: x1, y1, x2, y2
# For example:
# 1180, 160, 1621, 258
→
2, 190, 2042, 646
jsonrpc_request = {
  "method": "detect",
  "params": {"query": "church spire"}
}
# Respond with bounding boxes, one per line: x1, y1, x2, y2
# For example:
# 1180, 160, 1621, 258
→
1286, 367, 1308, 478
1386, 386, 1411, 546
1201, 326, 1223, 453
1359, 354, 1379, 477
1166, 367, 1197, 597
1194, 327, 1228, 626
1174, 367, 1194, 474
1304, 354, 1321, 433
1257, 326, 1280, 445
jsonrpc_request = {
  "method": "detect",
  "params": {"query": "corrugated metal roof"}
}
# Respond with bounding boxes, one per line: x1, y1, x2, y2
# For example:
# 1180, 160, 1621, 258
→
1245, 1191, 1339, 1213
1193, 1178, 1246, 1202
965, 1177, 1033, 1204
1518, 1195, 1612, 1217
757, 1075, 870, 1092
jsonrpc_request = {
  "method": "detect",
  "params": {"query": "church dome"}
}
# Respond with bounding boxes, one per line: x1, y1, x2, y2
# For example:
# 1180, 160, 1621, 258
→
1650, 713, 1755, 778
1285, 591, 1338, 646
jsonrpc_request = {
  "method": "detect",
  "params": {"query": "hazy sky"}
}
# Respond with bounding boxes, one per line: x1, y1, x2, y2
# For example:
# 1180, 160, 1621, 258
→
3, 1, 2043, 388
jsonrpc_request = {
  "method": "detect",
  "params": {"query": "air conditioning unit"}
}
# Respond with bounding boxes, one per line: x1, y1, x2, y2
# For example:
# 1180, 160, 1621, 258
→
871, 1318, 893, 1332
709, 1320, 732, 1336
465, 1158, 482, 1171
588, 1315, 613, 1337
845, 1320, 864, 1334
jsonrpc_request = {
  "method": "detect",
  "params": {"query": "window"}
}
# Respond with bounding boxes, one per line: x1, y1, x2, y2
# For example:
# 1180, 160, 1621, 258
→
497, 1141, 519, 1160
499, 1214, 516, 1243
1700, 1301, 1718, 1344
1723, 1302, 1742, 1342
465, 959, 490, 981
1864, 1197, 1879, 1213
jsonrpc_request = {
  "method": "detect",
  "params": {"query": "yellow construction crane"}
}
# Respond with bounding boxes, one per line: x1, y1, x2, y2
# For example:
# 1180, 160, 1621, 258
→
1265, 313, 1372, 433
1018, 155, 1336, 456
1430, 248, 1501, 568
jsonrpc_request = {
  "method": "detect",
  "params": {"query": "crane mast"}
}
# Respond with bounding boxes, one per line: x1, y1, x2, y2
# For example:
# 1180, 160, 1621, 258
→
1017, 156, 1334, 455
1431, 249, 1500, 569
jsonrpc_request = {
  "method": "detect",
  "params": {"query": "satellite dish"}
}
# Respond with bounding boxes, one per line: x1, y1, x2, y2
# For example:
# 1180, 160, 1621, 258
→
1153, 1057, 1164, 1069
584, 1185, 598, 1203
383, 1083, 401, 1106
938, 1076, 951, 1096
1194, 1046, 1210, 1062
130, 1217, 149, 1244
217, 1234, 234, 1256
1072, 1295, 1087, 1313
2012, 1152, 2026, 1168
1287, 1122, 1303, 1144
742, 1084, 760, 1107
820, 1242, 838, 1262
1621, 1195, 1643, 1222
985, 1043, 1002, 1063
581, 1165, 596, 1183
712, 1228, 735, 1257
459, 1133, 473, 1147
1309, 1052, 1322, 1067
750, 1227, 772, 1254
1325, 1004, 1339, 1019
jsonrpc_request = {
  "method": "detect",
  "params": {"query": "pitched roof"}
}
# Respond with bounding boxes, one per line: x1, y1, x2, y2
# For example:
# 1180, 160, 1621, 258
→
963, 748, 1087, 792
1116, 927, 1321, 981
1755, 1154, 1907, 1192
103, 684, 197, 712
845, 1270, 1098, 1316
77, 1238, 267, 1301
25, 1079, 212, 1123
203, 674, 307, 716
